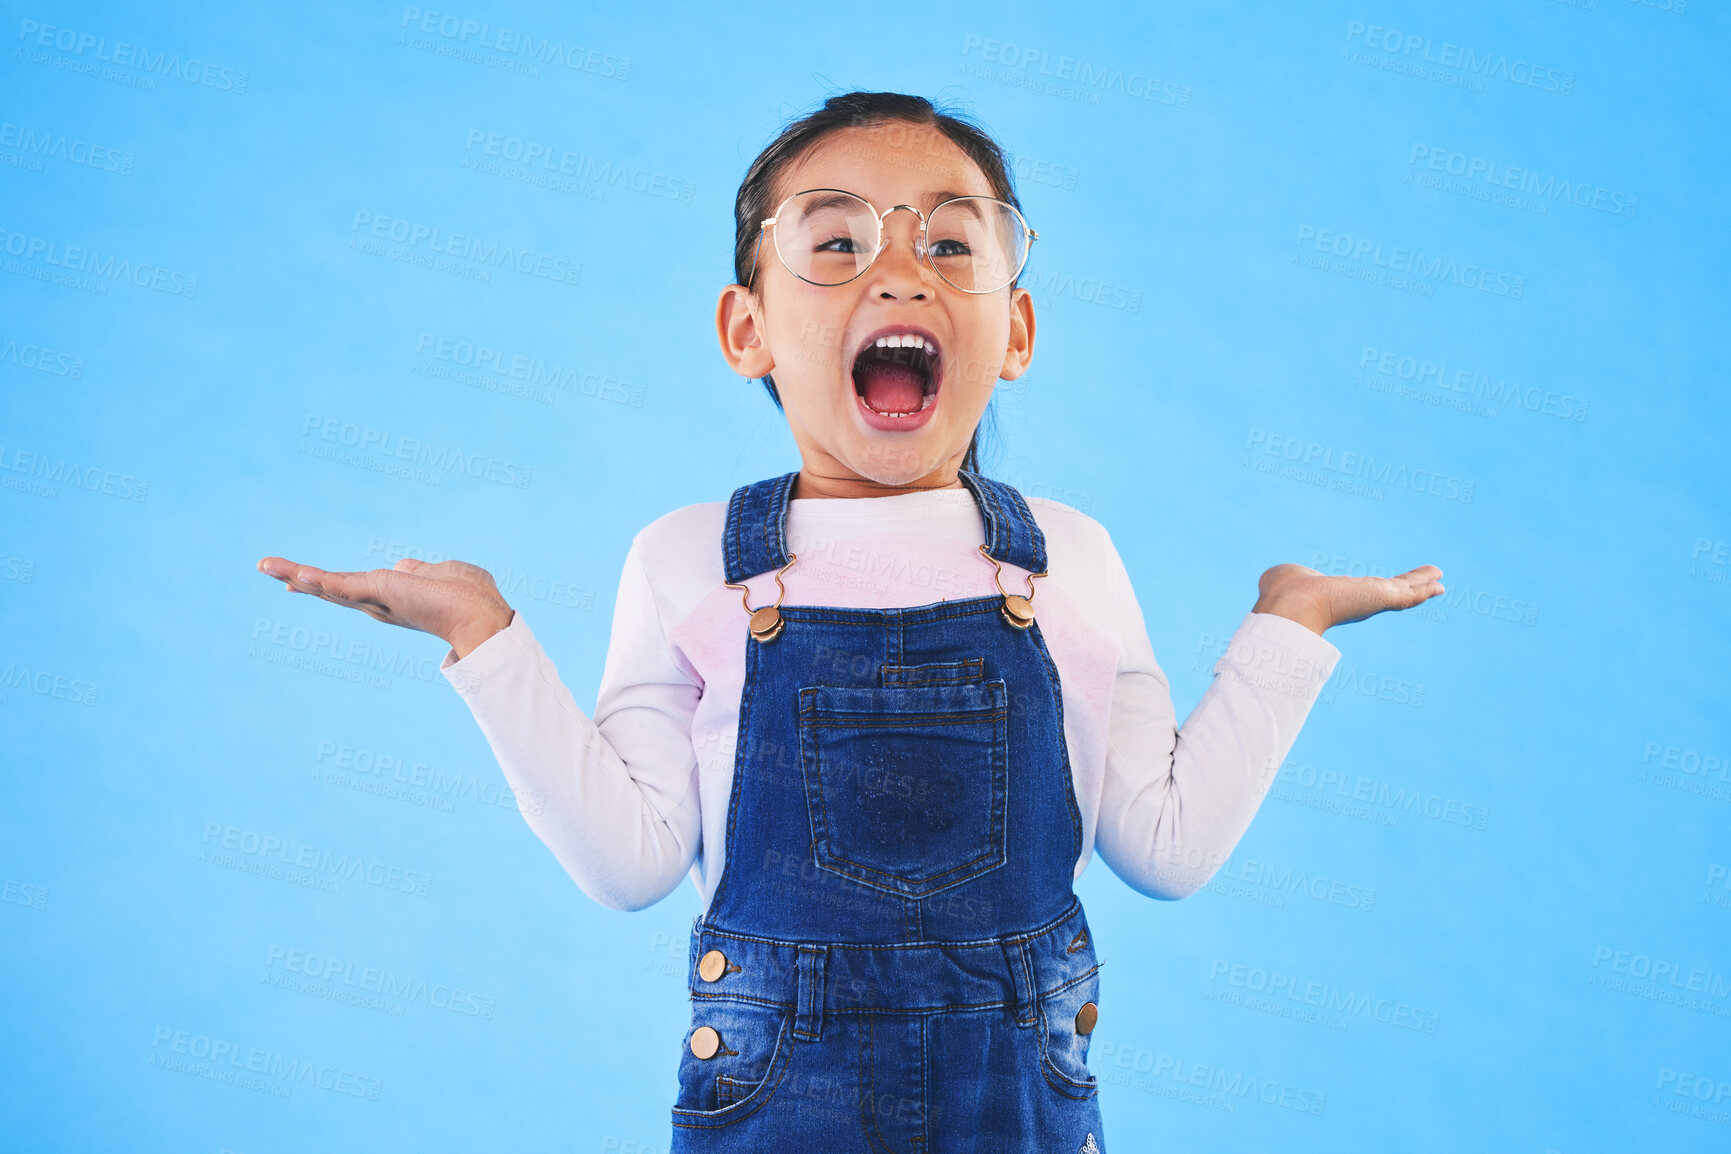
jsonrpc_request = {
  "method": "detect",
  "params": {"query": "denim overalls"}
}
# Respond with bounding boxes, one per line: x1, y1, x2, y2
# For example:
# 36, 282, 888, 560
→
669, 469, 1106, 1154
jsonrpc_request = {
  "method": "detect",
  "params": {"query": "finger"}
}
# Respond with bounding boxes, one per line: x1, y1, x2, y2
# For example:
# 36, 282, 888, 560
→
1329, 574, 1426, 624
308, 569, 399, 617
257, 556, 307, 583
1392, 564, 1443, 584
277, 563, 330, 596
1370, 574, 1443, 613
1391, 566, 1446, 604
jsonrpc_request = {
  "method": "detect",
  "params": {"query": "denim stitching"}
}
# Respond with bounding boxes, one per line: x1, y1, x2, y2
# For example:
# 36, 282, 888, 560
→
670, 1010, 796, 1128
1026, 620, 1087, 868
768, 469, 796, 568
692, 892, 1083, 951
705, 624, 761, 917
879, 656, 985, 686
800, 683, 1009, 894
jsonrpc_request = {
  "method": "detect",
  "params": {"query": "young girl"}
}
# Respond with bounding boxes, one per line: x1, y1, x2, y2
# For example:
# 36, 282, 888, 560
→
258, 91, 1441, 1154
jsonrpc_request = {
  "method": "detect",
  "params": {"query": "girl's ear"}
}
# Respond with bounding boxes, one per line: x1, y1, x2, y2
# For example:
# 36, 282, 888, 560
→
998, 287, 1037, 381
715, 284, 776, 379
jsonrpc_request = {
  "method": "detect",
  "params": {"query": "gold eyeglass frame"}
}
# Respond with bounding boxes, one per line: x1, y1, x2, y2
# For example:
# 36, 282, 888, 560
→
745, 188, 1038, 295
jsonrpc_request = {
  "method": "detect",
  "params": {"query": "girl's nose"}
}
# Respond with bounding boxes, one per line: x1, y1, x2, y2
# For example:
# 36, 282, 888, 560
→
870, 210, 933, 299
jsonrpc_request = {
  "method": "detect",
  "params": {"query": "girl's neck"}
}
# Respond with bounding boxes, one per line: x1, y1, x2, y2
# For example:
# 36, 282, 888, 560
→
792, 468, 967, 500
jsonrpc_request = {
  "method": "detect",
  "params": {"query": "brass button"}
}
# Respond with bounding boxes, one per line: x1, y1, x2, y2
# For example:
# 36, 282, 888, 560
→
1074, 1001, 1098, 1035
689, 1025, 721, 1059
698, 948, 728, 983
1000, 594, 1034, 629
748, 605, 784, 642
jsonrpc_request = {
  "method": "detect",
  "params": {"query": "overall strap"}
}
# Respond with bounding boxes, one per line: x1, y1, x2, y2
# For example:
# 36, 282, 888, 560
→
958, 469, 1049, 574
722, 470, 799, 585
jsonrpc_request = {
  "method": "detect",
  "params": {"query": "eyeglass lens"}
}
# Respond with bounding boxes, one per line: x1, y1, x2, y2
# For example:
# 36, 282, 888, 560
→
772, 191, 1029, 292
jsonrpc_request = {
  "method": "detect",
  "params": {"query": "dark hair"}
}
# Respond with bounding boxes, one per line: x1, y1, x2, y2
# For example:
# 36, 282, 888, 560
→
731, 91, 1023, 477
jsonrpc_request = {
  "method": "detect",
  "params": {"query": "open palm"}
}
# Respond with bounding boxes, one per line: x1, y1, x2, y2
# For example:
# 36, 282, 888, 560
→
1255, 562, 1445, 634
255, 556, 514, 656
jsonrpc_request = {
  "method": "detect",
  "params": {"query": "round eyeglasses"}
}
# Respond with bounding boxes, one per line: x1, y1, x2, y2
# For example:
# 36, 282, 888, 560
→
747, 189, 1038, 295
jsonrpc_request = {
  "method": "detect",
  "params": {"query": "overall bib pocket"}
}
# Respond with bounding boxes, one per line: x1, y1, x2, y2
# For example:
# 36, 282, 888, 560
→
671, 999, 794, 1128
1036, 966, 1101, 1100
797, 676, 1009, 899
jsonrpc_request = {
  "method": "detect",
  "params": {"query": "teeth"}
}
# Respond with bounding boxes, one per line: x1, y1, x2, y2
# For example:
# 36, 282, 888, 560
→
873, 393, 936, 417
870, 334, 937, 353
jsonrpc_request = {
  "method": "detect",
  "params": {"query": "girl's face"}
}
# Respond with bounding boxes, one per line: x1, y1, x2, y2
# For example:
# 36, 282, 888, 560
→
716, 122, 1036, 495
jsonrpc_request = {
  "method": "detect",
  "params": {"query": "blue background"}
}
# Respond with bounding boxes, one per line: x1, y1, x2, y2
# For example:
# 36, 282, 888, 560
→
3, 1, 1728, 1151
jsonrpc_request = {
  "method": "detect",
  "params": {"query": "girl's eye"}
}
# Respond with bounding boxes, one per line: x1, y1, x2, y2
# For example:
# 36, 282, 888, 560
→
930, 238, 971, 258
815, 235, 859, 254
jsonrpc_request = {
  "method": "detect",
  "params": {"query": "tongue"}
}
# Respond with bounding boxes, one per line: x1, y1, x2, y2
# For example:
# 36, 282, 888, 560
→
856, 363, 926, 414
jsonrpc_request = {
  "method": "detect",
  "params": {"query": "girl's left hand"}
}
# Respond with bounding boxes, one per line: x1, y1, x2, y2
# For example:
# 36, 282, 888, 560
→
1251, 563, 1444, 636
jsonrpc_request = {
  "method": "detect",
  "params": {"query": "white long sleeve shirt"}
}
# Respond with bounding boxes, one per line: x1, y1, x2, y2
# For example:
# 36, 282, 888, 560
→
438, 487, 1342, 915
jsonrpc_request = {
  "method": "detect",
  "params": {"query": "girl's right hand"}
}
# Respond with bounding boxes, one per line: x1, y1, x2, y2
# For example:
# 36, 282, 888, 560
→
255, 556, 515, 660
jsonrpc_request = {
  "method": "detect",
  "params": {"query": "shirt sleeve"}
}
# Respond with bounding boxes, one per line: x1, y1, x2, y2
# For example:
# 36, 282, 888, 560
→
1092, 526, 1342, 900
438, 536, 703, 912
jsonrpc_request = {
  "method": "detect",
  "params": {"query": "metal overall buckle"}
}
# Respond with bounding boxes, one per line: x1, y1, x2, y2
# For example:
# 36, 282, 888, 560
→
722, 553, 798, 643
723, 541, 1043, 639
978, 543, 1046, 629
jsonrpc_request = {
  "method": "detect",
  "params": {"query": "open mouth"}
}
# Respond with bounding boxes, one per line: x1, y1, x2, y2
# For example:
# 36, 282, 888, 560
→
852, 330, 941, 424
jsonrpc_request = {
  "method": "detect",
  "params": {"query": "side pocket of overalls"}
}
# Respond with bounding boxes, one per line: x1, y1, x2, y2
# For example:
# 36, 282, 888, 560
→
671, 999, 794, 1128
1036, 965, 1101, 1099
